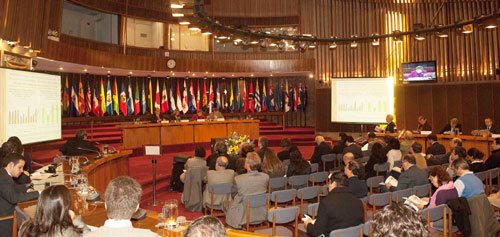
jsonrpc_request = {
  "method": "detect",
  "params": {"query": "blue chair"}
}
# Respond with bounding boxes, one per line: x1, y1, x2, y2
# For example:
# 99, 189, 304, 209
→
329, 223, 364, 237
368, 192, 392, 219
489, 168, 499, 193
310, 163, 319, 173
296, 186, 321, 216
374, 162, 389, 176
413, 183, 431, 198
321, 184, 329, 196
418, 204, 457, 235
392, 188, 412, 203
321, 154, 336, 171
243, 193, 270, 232
268, 177, 287, 193
270, 189, 296, 208
205, 182, 233, 216
297, 202, 320, 233
366, 176, 384, 194
288, 174, 309, 189
363, 221, 372, 236
309, 171, 328, 186
254, 206, 300, 237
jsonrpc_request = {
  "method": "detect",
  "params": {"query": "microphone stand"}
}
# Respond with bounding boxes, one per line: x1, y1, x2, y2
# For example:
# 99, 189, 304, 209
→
77, 147, 103, 159
147, 156, 162, 206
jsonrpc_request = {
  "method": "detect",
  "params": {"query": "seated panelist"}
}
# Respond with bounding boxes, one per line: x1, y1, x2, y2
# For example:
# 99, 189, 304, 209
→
150, 108, 165, 123
190, 110, 206, 121
208, 108, 224, 120
439, 118, 462, 135
60, 130, 100, 156
479, 117, 499, 134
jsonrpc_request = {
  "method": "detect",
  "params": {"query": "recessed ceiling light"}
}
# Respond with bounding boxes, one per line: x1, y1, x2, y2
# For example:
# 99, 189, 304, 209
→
172, 13, 184, 17
170, 4, 183, 8
179, 21, 190, 25
59, 67, 63, 70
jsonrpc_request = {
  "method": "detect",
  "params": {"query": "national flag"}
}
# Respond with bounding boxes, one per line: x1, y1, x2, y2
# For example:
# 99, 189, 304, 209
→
249, 80, 254, 113
293, 82, 298, 112
154, 79, 160, 110
86, 79, 92, 115
189, 79, 197, 112
176, 81, 182, 112
196, 79, 201, 112
113, 78, 119, 115
262, 82, 267, 112
100, 78, 106, 115
203, 79, 208, 109
71, 79, 79, 116
148, 78, 153, 114
106, 78, 113, 115
120, 80, 127, 116
242, 80, 247, 112
216, 80, 221, 110
269, 84, 275, 112
78, 77, 85, 115
93, 80, 100, 116
134, 80, 140, 115
169, 80, 176, 112
284, 80, 290, 112
141, 79, 146, 114
208, 80, 214, 113
229, 79, 234, 111
254, 80, 261, 112
127, 79, 135, 115
161, 79, 169, 113
182, 79, 188, 114
297, 83, 303, 111
63, 76, 70, 113
236, 79, 241, 111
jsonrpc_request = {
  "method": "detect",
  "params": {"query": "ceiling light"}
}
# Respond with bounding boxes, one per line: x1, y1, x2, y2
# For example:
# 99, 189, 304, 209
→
329, 42, 337, 49
372, 39, 380, 46
460, 23, 473, 34
59, 67, 63, 70
170, 4, 184, 8
415, 34, 425, 40
250, 39, 259, 45
172, 13, 184, 17
188, 26, 200, 31
269, 42, 277, 47
202, 30, 212, 35
217, 35, 228, 40
393, 30, 403, 42
233, 41, 239, 46
83, 69, 88, 72
129, 71, 133, 74
179, 21, 190, 25
483, 18, 498, 29
351, 41, 358, 48
308, 42, 317, 49
107, 70, 111, 73
233, 37, 243, 42
309, 74, 314, 79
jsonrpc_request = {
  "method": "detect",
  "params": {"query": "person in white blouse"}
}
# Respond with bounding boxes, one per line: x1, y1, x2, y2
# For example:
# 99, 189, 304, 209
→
386, 137, 402, 170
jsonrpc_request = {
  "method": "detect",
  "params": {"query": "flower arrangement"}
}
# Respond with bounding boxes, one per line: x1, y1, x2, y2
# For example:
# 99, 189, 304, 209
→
225, 132, 253, 156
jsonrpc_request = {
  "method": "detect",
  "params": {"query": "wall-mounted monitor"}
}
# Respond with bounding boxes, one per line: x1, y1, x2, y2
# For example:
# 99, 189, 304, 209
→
402, 61, 437, 82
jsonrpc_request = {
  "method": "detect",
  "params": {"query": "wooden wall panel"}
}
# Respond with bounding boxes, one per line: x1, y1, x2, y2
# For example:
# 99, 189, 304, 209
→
207, 0, 299, 18
431, 85, 447, 133
404, 86, 419, 130
476, 83, 493, 122
460, 84, 478, 132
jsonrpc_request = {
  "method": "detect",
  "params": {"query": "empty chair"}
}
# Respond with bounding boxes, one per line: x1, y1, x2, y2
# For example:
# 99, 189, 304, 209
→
321, 154, 336, 171
475, 171, 490, 195
270, 189, 296, 208
489, 168, 499, 193
367, 192, 392, 219
310, 163, 319, 173
268, 177, 287, 193
373, 163, 389, 176
329, 223, 364, 237
413, 183, 431, 198
288, 174, 309, 189
296, 186, 321, 216
393, 160, 403, 168
0, 211, 17, 237
310, 171, 328, 186
254, 206, 300, 237
418, 204, 455, 236
392, 188, 413, 203
205, 183, 233, 216
366, 176, 384, 195
243, 193, 270, 232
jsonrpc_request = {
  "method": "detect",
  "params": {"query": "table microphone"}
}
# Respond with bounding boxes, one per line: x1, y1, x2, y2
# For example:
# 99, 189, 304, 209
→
77, 147, 102, 159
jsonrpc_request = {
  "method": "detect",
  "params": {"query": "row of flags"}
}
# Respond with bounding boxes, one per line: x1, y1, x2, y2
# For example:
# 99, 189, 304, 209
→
62, 75, 308, 117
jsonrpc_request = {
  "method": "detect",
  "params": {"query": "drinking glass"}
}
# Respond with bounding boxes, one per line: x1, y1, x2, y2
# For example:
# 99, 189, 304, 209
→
163, 199, 178, 229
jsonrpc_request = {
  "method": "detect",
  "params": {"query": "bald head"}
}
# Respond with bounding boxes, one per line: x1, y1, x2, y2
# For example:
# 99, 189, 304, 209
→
404, 131, 414, 141
216, 156, 228, 170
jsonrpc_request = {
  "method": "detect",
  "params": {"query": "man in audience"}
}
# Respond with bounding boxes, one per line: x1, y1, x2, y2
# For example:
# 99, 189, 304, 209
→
0, 141, 31, 184
206, 142, 232, 170
310, 136, 333, 171
0, 153, 39, 237
180, 146, 207, 183
304, 172, 364, 237
410, 143, 427, 169
60, 129, 100, 156
451, 158, 484, 200
361, 132, 379, 151
385, 114, 397, 133
440, 117, 462, 134
332, 133, 348, 154
400, 131, 414, 156
256, 136, 269, 159
223, 152, 269, 229
372, 203, 429, 237
386, 154, 428, 191
344, 161, 368, 198
203, 156, 235, 209
342, 136, 362, 158
85, 176, 158, 236
486, 138, 500, 170
184, 215, 226, 237
425, 134, 446, 156
417, 115, 432, 132
479, 117, 499, 134
342, 152, 365, 179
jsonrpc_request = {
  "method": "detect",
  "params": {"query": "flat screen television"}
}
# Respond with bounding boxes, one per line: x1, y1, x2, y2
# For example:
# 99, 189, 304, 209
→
402, 61, 437, 82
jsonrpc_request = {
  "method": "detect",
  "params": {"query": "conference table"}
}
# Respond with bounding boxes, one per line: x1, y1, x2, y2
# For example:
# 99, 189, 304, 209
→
376, 133, 494, 158
118, 119, 260, 149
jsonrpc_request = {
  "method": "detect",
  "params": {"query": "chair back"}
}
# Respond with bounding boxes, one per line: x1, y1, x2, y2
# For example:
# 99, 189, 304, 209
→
307, 203, 319, 217
321, 154, 336, 162
270, 189, 296, 203
329, 223, 364, 237
288, 174, 309, 188
243, 193, 270, 208
373, 162, 389, 173
226, 229, 269, 237
208, 183, 233, 195
418, 204, 449, 222
310, 163, 319, 173
267, 206, 299, 223
368, 192, 391, 206
393, 160, 403, 168
362, 150, 371, 157
269, 177, 287, 191
321, 184, 329, 195
475, 171, 489, 182
296, 186, 321, 200
413, 183, 431, 198
363, 221, 372, 236
392, 188, 413, 203
366, 176, 384, 193
310, 171, 328, 185
0, 211, 17, 237
489, 167, 499, 178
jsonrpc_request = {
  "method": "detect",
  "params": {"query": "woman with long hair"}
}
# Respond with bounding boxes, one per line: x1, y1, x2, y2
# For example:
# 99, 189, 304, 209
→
286, 149, 311, 177
364, 142, 388, 178
262, 149, 286, 178
19, 185, 89, 237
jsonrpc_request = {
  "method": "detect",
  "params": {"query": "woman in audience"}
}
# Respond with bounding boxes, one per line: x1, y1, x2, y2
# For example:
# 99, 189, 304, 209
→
365, 143, 388, 178
234, 144, 255, 175
415, 166, 458, 210
262, 149, 286, 178
19, 185, 90, 237
372, 203, 429, 237
386, 137, 402, 170
277, 138, 292, 161
286, 150, 311, 177
467, 148, 486, 173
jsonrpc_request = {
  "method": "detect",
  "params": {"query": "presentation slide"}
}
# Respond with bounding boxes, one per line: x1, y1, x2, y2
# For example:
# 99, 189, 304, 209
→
0, 68, 61, 144
331, 78, 394, 123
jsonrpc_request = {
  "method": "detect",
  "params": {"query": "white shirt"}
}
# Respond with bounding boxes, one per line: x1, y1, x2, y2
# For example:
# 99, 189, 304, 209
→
387, 149, 402, 170
103, 219, 133, 228
454, 171, 473, 197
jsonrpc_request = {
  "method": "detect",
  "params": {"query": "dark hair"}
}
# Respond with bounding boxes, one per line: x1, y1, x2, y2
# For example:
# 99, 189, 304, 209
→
427, 134, 438, 141
289, 145, 300, 153
370, 143, 387, 164
7, 137, 23, 155
403, 154, 416, 165
2, 153, 24, 167
347, 161, 362, 177
372, 203, 429, 237
411, 143, 422, 153
23, 185, 79, 237
184, 215, 226, 237
388, 137, 400, 150
194, 146, 206, 158
234, 157, 246, 175
495, 138, 500, 146
467, 148, 484, 160
452, 147, 467, 159
105, 176, 142, 219
75, 130, 87, 140
428, 166, 452, 184
214, 142, 227, 154
345, 136, 354, 144
290, 150, 304, 165
452, 158, 470, 171
258, 136, 269, 148
241, 145, 255, 158
452, 138, 463, 147
280, 138, 291, 149
330, 171, 348, 186
1, 141, 19, 159
368, 132, 376, 139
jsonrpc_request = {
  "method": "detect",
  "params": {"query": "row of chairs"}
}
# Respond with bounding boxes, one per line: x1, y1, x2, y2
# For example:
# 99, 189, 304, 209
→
474, 167, 499, 195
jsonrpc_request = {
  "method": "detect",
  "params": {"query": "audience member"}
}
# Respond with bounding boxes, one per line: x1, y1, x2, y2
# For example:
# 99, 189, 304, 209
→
19, 185, 90, 237
486, 138, 500, 170
84, 176, 158, 236
310, 136, 333, 171
304, 172, 364, 237
452, 159, 485, 200
417, 115, 432, 132
180, 146, 207, 183
372, 203, 429, 237
256, 136, 269, 159
287, 150, 311, 177
59, 130, 100, 156
410, 143, 427, 169
344, 161, 368, 198
261, 149, 285, 178
399, 131, 414, 156
385, 114, 397, 133
386, 137, 402, 170
0, 140, 31, 184
7, 136, 32, 173
414, 167, 458, 210
479, 117, 499, 134
467, 148, 486, 173
190, 110, 206, 121
234, 158, 247, 175
0, 153, 39, 237
277, 138, 292, 161
223, 152, 269, 229
365, 143, 388, 178
206, 142, 232, 170
361, 132, 379, 151
342, 152, 365, 179
386, 154, 428, 191
203, 156, 235, 208
332, 133, 348, 154
342, 136, 362, 158
184, 215, 226, 237
425, 134, 446, 157
439, 118, 462, 134
233, 144, 255, 175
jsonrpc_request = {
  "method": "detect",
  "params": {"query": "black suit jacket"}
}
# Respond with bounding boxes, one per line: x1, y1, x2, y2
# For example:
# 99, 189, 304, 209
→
348, 176, 368, 198
0, 168, 39, 236
439, 123, 462, 134
426, 142, 446, 156
310, 142, 333, 171
277, 150, 290, 161
206, 153, 234, 170
418, 123, 432, 132
306, 187, 364, 237
150, 113, 163, 123
343, 144, 362, 158
479, 124, 500, 134
386, 121, 396, 133
485, 149, 500, 170
59, 137, 100, 156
